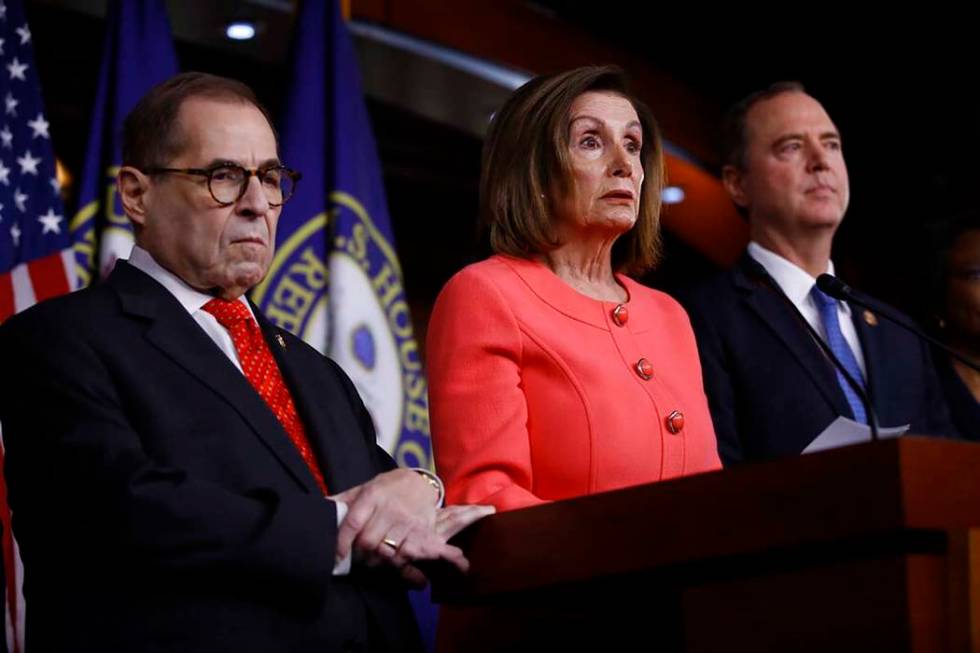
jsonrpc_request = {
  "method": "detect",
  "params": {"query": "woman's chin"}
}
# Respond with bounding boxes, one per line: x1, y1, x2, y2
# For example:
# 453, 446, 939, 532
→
596, 213, 637, 235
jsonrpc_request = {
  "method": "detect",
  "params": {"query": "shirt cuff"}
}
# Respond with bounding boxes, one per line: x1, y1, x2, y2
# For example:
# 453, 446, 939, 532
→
331, 499, 352, 576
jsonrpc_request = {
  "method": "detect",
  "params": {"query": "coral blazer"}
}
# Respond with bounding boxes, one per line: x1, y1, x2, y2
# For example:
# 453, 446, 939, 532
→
427, 255, 721, 511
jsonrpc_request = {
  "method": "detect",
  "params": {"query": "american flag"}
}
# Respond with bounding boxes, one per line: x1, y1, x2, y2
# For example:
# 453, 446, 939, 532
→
0, 0, 74, 323
0, 2, 74, 651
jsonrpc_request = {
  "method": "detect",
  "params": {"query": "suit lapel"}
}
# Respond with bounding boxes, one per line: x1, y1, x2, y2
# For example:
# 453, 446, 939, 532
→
851, 304, 882, 420
733, 255, 852, 417
254, 307, 369, 493
108, 262, 318, 493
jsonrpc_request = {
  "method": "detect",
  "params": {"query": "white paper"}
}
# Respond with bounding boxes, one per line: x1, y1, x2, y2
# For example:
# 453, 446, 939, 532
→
803, 416, 909, 454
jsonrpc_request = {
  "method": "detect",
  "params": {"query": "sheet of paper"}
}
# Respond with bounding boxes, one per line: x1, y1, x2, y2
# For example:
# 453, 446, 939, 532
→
803, 417, 909, 454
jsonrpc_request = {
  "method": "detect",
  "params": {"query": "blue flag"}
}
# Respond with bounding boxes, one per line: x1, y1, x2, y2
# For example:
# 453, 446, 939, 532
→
253, 0, 431, 471
250, 1, 436, 644
69, 0, 177, 287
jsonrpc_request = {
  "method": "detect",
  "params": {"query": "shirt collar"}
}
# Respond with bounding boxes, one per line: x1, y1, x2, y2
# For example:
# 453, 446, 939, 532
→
747, 241, 837, 308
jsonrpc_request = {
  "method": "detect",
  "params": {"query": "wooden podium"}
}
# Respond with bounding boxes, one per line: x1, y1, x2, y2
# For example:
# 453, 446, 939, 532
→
431, 437, 980, 652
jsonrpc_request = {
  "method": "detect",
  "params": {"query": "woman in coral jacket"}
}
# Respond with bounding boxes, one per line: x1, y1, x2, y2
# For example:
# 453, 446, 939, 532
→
427, 66, 721, 512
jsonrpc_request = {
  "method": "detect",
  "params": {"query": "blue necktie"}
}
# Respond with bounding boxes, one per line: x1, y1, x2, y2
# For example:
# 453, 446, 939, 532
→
810, 285, 868, 424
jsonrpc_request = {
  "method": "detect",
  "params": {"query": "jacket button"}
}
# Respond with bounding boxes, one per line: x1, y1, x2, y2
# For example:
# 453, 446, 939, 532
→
666, 410, 685, 434
635, 358, 653, 380
612, 303, 629, 326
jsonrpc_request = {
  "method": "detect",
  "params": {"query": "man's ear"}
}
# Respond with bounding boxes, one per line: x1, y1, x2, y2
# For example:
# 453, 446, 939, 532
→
722, 164, 750, 210
117, 166, 151, 229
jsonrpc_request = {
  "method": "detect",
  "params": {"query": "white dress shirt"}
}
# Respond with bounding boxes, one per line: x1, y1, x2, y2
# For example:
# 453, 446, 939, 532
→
126, 245, 351, 574
128, 246, 254, 371
747, 241, 866, 376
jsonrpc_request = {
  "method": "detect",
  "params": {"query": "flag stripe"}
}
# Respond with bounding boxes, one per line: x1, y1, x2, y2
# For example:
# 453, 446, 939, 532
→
9, 266, 35, 316
26, 250, 70, 303
61, 248, 78, 291
0, 273, 13, 323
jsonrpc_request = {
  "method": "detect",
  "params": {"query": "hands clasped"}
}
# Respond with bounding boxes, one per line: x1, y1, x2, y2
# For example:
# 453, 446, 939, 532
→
330, 469, 494, 586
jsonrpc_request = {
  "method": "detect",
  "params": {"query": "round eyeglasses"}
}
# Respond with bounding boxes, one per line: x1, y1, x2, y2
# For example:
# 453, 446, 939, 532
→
144, 164, 302, 207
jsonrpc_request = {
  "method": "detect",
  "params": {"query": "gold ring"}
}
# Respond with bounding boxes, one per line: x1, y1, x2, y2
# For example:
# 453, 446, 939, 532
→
382, 537, 399, 550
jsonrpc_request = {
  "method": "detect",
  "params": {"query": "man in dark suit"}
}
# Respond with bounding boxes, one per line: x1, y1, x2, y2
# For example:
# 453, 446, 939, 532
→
680, 82, 956, 465
0, 72, 490, 652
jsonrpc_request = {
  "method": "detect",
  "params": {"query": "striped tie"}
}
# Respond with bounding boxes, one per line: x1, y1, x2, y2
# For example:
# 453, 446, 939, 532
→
810, 285, 868, 424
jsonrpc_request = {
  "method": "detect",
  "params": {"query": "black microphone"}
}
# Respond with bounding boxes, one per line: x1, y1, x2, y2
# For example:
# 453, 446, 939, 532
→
816, 274, 980, 374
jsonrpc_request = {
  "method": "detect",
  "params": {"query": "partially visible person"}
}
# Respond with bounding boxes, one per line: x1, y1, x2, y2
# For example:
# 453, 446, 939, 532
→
426, 66, 721, 513
932, 211, 980, 440
679, 82, 956, 465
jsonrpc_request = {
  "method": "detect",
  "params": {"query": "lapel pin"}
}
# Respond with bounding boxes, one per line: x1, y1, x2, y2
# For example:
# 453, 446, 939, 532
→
275, 333, 287, 349
863, 310, 878, 327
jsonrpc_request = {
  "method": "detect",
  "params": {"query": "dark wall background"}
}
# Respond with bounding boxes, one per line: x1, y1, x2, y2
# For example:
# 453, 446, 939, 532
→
28, 2, 979, 334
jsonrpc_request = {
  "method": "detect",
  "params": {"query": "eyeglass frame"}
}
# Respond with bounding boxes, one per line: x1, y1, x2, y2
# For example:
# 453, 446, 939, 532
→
142, 163, 302, 207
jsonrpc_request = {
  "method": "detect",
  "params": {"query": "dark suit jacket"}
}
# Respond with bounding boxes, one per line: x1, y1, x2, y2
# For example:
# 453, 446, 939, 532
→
934, 351, 980, 441
678, 254, 957, 465
0, 262, 422, 652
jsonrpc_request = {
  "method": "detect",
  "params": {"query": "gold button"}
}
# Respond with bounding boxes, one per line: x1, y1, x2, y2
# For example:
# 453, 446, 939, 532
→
635, 358, 653, 380
666, 410, 685, 434
612, 304, 629, 326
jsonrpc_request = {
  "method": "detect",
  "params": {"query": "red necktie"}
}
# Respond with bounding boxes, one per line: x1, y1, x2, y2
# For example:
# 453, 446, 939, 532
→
203, 298, 328, 495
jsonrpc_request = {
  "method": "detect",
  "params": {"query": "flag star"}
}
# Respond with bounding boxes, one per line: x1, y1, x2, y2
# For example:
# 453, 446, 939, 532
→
0, 202, 4, 222
38, 208, 62, 234
6, 57, 27, 81
0, 159, 9, 185
49, 176, 60, 193
14, 187, 27, 211
0, 125, 10, 148
27, 113, 49, 139
0, 38, 5, 55
4, 92, 17, 116
17, 150, 40, 175
0, 3, 6, 21
10, 223, 21, 247
16, 24, 30, 45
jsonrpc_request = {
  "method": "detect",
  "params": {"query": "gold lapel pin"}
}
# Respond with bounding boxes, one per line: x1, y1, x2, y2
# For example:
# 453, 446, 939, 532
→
275, 333, 287, 349
863, 310, 878, 327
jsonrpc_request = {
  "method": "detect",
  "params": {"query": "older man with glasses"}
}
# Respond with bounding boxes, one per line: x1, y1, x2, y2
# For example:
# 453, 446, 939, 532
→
0, 72, 492, 653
